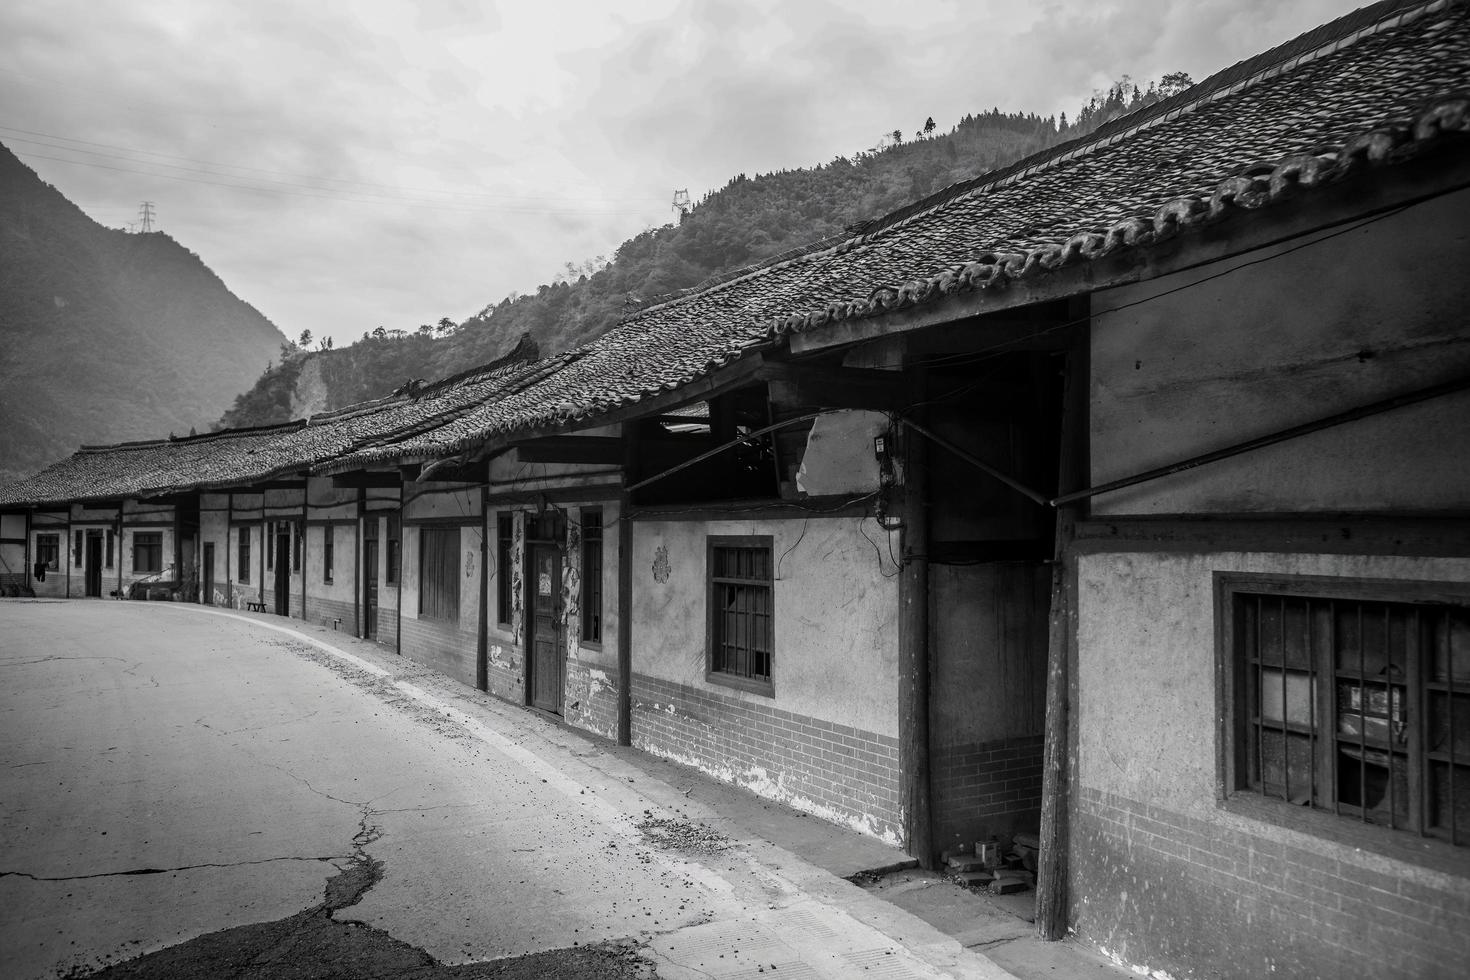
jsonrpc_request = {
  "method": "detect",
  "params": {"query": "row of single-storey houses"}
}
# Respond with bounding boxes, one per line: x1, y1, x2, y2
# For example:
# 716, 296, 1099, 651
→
4, 1, 1469, 975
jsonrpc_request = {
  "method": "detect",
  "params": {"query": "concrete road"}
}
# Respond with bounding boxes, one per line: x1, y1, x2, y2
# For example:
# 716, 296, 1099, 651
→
1, 600, 1013, 979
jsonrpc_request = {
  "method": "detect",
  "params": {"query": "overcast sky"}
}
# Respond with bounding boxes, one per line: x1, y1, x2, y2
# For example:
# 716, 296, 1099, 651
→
1, 0, 1366, 348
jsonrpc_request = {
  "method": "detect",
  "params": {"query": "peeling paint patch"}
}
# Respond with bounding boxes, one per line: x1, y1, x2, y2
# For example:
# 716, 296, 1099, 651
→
651, 545, 670, 584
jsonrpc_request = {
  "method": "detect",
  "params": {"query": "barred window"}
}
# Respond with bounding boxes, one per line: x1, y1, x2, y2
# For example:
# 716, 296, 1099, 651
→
1223, 574, 1470, 848
35, 533, 59, 571
238, 526, 250, 583
386, 513, 401, 585
419, 526, 459, 622
581, 510, 603, 644
707, 536, 774, 694
133, 532, 162, 574
496, 513, 513, 626
323, 526, 334, 583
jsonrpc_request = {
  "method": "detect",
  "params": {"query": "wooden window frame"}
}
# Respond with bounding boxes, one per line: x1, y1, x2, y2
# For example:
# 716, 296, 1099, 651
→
706, 535, 775, 696
580, 509, 603, 646
35, 533, 60, 571
105, 528, 114, 569
238, 526, 251, 583
1217, 572, 1470, 870
386, 513, 401, 585
133, 531, 163, 575
322, 525, 334, 584
73, 531, 83, 567
418, 526, 460, 623
266, 521, 274, 570
292, 522, 302, 572
496, 513, 514, 627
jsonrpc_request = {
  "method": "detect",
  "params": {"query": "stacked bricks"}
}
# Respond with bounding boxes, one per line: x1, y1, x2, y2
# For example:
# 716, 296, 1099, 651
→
631, 672, 901, 841
1072, 786, 1470, 979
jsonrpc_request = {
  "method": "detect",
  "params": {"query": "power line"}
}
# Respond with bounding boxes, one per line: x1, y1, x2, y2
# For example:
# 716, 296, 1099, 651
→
0, 124, 667, 206
7, 148, 664, 217
137, 200, 155, 232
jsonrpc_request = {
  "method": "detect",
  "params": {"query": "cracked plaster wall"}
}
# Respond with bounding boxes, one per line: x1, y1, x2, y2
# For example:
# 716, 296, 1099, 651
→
632, 516, 898, 735
1090, 188, 1470, 515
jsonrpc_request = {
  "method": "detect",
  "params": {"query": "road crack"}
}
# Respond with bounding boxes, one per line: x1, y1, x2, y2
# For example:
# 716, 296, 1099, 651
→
1, 854, 353, 882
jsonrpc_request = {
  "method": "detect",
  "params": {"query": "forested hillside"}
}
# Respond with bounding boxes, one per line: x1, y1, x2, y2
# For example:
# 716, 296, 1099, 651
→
0, 144, 288, 483
220, 76, 1186, 430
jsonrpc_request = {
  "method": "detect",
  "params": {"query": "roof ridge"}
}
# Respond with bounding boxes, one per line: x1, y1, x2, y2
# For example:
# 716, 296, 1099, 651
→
618, 0, 1446, 326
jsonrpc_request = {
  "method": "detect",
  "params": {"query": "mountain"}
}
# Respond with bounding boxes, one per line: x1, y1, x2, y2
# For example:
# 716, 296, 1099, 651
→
218, 76, 1188, 429
0, 143, 288, 484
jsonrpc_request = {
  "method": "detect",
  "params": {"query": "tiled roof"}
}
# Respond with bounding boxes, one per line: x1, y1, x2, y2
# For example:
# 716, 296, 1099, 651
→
328, 0, 1470, 468
0, 350, 542, 506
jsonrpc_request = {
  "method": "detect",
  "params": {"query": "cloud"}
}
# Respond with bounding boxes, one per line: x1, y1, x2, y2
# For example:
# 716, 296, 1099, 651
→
0, 0, 1371, 350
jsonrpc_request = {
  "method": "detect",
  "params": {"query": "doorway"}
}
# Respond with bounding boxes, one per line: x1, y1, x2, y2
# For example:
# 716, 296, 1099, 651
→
526, 540, 563, 714
202, 542, 215, 605
274, 527, 290, 615
363, 539, 378, 641
84, 532, 103, 597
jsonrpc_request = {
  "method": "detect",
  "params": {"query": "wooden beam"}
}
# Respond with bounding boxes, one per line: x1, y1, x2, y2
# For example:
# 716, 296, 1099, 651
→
759, 363, 908, 411
509, 436, 623, 465
1037, 326, 1088, 941
331, 472, 403, 489
898, 365, 933, 868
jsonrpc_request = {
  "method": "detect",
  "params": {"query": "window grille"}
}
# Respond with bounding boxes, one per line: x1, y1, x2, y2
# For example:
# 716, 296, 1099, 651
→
496, 513, 513, 626
386, 514, 401, 585
133, 532, 162, 574
238, 526, 250, 583
1230, 581, 1470, 846
323, 526, 334, 583
581, 510, 603, 643
708, 537, 774, 690
35, 533, 59, 571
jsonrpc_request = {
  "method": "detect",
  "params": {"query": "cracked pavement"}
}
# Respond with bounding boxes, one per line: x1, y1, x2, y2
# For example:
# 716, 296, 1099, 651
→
2, 601, 1027, 980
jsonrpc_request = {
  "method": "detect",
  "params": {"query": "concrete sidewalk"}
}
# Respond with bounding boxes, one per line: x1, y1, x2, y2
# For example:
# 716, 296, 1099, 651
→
186, 606, 1128, 980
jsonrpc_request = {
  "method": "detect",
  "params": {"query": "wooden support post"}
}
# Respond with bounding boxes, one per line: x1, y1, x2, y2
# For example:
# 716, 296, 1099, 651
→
355, 488, 364, 637
898, 368, 933, 868
477, 485, 489, 692
1036, 336, 1088, 940
617, 494, 633, 746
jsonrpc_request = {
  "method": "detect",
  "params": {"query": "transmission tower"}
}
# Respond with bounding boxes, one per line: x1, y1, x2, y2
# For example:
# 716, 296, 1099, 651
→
137, 201, 155, 233
671, 189, 691, 219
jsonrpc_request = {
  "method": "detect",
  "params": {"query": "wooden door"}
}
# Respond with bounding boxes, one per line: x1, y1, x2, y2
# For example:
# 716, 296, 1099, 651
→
363, 539, 378, 640
274, 531, 290, 615
528, 542, 563, 713
84, 534, 102, 597
202, 543, 215, 605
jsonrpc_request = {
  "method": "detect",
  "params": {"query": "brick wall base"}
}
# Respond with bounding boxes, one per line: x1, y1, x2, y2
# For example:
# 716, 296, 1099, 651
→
398, 616, 476, 687
304, 596, 357, 635
631, 673, 901, 844
1072, 786, 1470, 979
932, 735, 1043, 851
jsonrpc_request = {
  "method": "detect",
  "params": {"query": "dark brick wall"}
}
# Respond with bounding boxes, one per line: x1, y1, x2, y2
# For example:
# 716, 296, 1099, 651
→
1072, 786, 1470, 979
932, 735, 1043, 851
303, 595, 356, 634
631, 673, 901, 841
398, 614, 475, 688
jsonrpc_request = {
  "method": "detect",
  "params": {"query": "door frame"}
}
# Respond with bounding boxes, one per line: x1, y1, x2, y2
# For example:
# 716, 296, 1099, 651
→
363, 538, 379, 641
524, 515, 565, 715
202, 542, 215, 605
274, 527, 290, 615
84, 531, 103, 597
